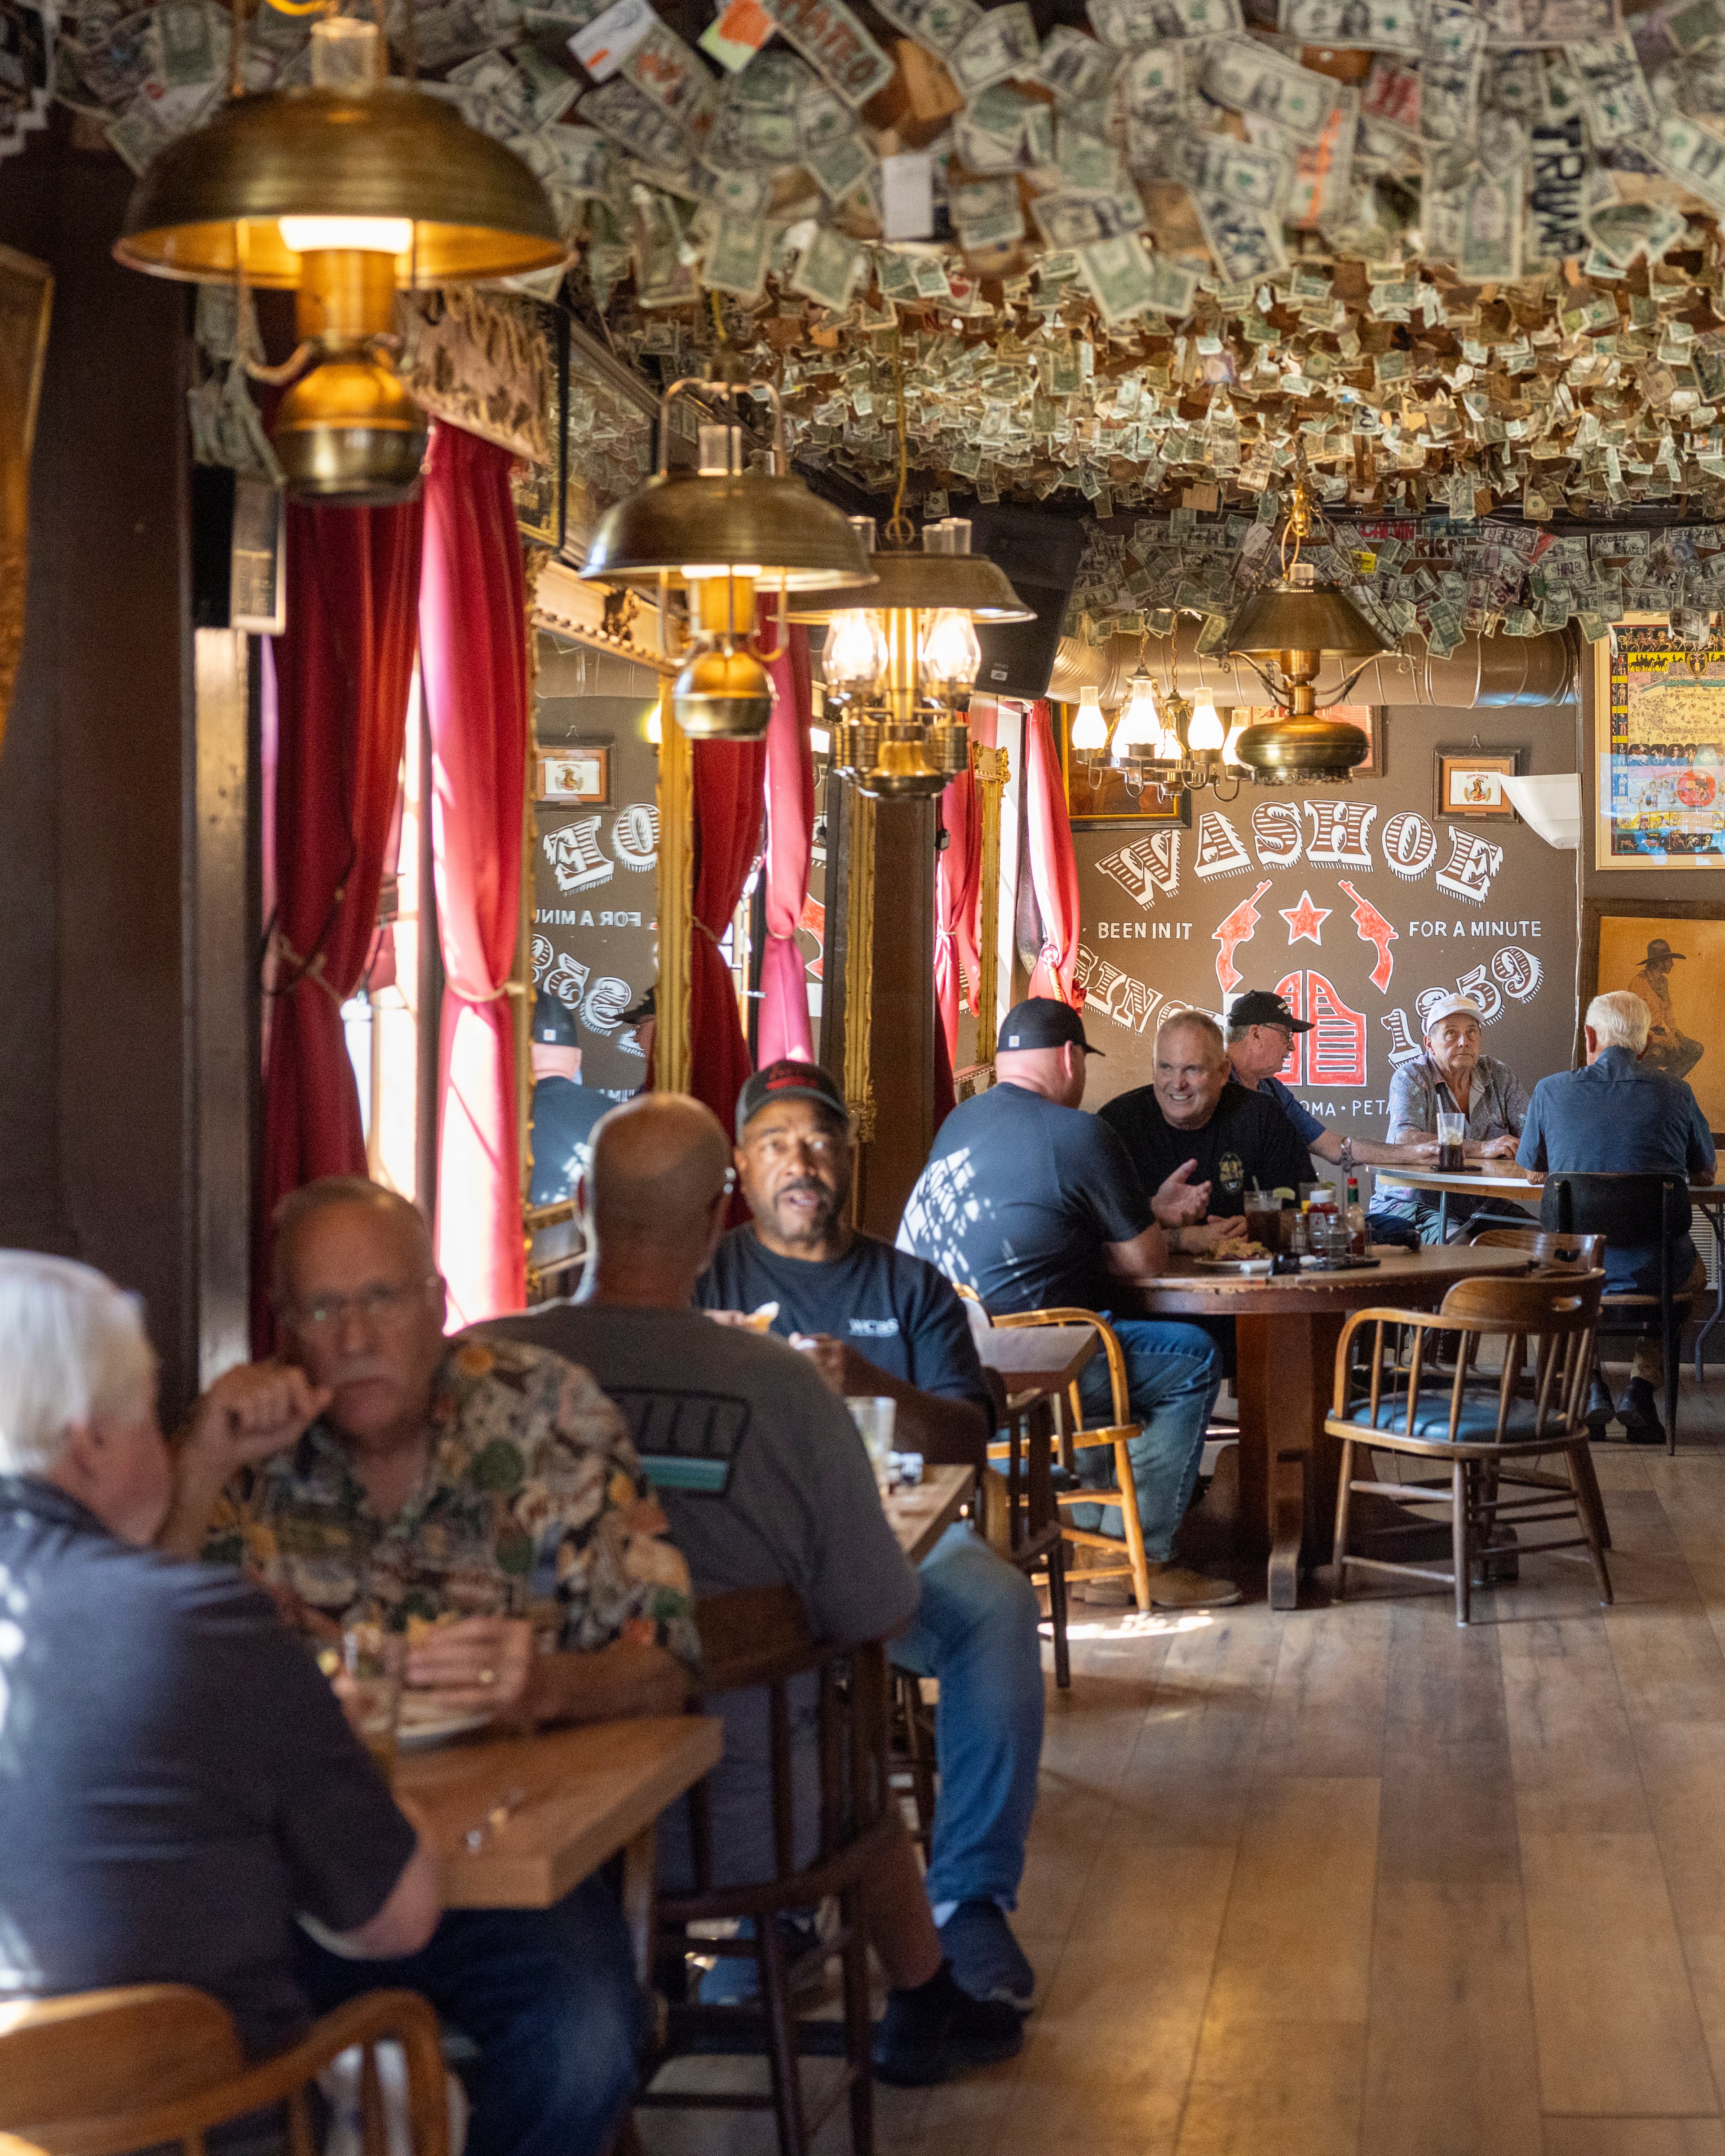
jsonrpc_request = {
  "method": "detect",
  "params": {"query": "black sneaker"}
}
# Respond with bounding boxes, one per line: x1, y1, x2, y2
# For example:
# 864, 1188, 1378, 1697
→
1585, 1378, 1616, 1431
938, 1901, 1035, 2010
1621, 1377, 1666, 1445
872, 1963, 1025, 2086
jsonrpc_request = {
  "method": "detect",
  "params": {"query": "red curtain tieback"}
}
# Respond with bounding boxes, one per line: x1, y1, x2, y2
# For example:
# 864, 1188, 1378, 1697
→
270, 929, 345, 1007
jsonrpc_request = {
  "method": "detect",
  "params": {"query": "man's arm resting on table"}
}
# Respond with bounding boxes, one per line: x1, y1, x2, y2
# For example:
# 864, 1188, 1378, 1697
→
1312, 1131, 1438, 1168
1103, 1220, 1170, 1286
408, 1616, 692, 1724
330, 1806, 442, 1960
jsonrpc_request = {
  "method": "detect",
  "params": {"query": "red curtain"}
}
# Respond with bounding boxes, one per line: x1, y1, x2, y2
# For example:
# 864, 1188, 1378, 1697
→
256, 500, 423, 1347
1025, 699, 1084, 1005
420, 424, 528, 1325
935, 760, 980, 1069
756, 612, 817, 1069
690, 736, 767, 1133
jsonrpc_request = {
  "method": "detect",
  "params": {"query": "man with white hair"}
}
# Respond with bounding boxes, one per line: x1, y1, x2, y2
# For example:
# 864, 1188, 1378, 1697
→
1373, 994, 1530, 1241
1518, 990, 1716, 1438
0, 1251, 440, 2059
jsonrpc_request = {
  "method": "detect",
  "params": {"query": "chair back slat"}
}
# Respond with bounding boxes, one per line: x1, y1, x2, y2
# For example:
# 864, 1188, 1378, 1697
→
1540, 1173, 1690, 1246
769, 1677, 796, 1881
1469, 1226, 1607, 1272
287, 2086, 316, 2156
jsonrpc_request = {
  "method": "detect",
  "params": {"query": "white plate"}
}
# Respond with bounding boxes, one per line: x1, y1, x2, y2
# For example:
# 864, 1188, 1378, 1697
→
1194, 1255, 1274, 1275
396, 1704, 494, 1750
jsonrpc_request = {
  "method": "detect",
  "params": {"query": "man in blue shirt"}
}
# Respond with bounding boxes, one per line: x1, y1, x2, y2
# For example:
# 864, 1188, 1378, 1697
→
897, 998, 1235, 1614
1518, 990, 1716, 1439
529, 993, 609, 1208
1225, 989, 1439, 1181
699, 1059, 1043, 2015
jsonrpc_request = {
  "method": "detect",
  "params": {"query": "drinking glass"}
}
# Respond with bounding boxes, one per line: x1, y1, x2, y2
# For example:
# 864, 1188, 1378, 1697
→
1436, 1110, 1466, 1171
1244, 1192, 1280, 1250
343, 1625, 405, 1784
846, 1396, 898, 1494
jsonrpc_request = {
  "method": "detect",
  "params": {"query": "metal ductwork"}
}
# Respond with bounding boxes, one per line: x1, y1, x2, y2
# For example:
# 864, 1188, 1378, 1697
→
1049, 621, 1578, 710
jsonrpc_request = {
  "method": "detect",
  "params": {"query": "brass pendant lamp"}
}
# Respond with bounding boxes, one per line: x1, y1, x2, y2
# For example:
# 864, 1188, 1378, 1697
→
115, 8, 563, 505
582, 352, 876, 740
1224, 461, 1390, 786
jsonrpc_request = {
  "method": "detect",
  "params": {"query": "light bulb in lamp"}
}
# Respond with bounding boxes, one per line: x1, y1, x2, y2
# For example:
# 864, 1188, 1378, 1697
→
646, 706, 662, 746
1189, 700, 1225, 752
1071, 695, 1107, 751
920, 608, 982, 698
1116, 672, 1159, 748
823, 609, 888, 695
1223, 711, 1248, 767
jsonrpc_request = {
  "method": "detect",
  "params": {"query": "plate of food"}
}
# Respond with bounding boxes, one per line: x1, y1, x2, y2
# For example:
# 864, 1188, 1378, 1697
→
397, 1695, 494, 1750
1194, 1241, 1274, 1275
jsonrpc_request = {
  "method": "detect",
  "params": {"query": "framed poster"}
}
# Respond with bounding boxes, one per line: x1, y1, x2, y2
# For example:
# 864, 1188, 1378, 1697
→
1596, 624, 1725, 870
1436, 748, 1520, 820
1057, 704, 1190, 828
1582, 897, 1725, 1131
535, 743, 610, 805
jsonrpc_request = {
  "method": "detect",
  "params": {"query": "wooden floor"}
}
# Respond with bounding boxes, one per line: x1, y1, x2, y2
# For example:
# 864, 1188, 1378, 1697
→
641, 1366, 1725, 2156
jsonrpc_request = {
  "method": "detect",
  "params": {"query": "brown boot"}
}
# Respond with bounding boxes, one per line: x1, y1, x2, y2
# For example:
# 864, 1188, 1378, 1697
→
1145, 1563, 1244, 1610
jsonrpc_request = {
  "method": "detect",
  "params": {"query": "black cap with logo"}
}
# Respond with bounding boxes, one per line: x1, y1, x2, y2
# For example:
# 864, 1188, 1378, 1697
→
996, 997, 1103, 1056
532, 993, 580, 1047
1229, 989, 1314, 1034
736, 1060, 850, 1140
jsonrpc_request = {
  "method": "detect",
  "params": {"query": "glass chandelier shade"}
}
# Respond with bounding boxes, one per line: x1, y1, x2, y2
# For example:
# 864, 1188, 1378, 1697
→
1070, 694, 1108, 751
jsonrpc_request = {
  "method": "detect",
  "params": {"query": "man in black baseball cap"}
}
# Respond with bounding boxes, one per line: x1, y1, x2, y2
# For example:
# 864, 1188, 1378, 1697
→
1225, 989, 1440, 1178
528, 993, 609, 1208
699, 1059, 1046, 2013
898, 998, 1238, 1613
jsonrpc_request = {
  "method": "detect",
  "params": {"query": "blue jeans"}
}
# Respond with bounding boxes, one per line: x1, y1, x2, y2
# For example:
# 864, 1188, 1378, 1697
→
889, 1521, 1043, 1911
295, 1876, 644, 2156
1071, 1318, 1222, 1564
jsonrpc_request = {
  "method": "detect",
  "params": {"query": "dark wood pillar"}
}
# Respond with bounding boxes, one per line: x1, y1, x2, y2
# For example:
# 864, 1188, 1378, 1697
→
855, 797, 938, 1240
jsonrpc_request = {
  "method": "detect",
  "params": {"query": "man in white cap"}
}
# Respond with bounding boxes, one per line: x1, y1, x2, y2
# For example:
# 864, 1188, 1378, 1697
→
1373, 994, 1530, 1241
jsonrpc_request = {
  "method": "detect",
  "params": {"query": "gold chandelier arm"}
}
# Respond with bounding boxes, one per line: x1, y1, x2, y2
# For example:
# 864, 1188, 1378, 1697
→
243, 339, 316, 385
1230, 650, 1283, 704
885, 332, 912, 549
752, 574, 788, 665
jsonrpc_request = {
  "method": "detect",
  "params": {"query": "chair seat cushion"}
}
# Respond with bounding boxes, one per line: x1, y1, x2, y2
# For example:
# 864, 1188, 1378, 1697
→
1340, 1391, 1579, 1444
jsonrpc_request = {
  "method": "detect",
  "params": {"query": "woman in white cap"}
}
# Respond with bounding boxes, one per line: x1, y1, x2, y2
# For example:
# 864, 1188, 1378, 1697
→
1374, 994, 1530, 1241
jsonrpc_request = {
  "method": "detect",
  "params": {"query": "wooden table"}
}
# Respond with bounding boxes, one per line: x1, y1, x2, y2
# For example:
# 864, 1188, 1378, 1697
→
1132, 1244, 1535, 1611
396, 1713, 723, 1917
1387, 1161, 1544, 1239
884, 1462, 975, 1564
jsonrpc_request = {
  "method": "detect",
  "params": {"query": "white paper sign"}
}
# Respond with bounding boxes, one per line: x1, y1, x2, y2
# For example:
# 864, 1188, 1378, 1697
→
880, 149, 934, 238
570, 0, 655, 82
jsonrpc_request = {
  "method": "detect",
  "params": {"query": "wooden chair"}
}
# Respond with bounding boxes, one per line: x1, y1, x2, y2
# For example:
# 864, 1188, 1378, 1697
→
639, 1584, 896, 2156
1540, 1173, 1695, 1453
1327, 1271, 1612, 1626
0, 1985, 448, 2156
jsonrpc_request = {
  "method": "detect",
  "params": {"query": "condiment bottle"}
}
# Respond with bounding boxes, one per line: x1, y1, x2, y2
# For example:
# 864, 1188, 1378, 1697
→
1346, 1174, 1367, 1256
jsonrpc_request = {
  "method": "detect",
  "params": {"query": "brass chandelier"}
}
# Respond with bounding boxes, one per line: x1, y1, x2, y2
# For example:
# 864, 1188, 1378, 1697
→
115, 7, 563, 505
1069, 653, 1248, 803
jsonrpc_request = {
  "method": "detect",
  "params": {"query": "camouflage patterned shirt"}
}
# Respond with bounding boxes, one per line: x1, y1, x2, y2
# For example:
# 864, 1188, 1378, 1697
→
202, 1336, 700, 1670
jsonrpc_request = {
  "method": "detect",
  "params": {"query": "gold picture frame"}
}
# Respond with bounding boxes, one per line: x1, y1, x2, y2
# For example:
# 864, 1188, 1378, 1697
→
0, 243, 52, 761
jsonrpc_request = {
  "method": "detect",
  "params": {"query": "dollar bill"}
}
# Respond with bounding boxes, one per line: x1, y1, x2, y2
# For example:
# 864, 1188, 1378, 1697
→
754, 0, 894, 106
699, 162, 769, 213
951, 173, 1026, 245
1457, 158, 1522, 278
790, 221, 866, 307
1075, 231, 1157, 323
702, 95, 798, 166
1192, 186, 1287, 278
1583, 191, 1686, 264
732, 47, 810, 102
1419, 0, 1484, 144
105, 75, 215, 171
803, 125, 873, 195
1088, 0, 1240, 44
623, 20, 717, 133
1118, 44, 1187, 159
513, 44, 580, 127
1276, 0, 1419, 50
1475, 106, 1527, 176
870, 0, 982, 53
954, 96, 1025, 172
1649, 108, 1725, 210
948, 1, 1038, 95
1055, 119, 1124, 190
1031, 184, 1146, 245
1523, 112, 1588, 259
154, 1, 216, 91
798, 83, 854, 149
1036, 23, 1117, 102
1166, 128, 1290, 208
1569, 33, 1654, 141
74, 14, 156, 109
578, 76, 700, 181
1359, 53, 1419, 131
1282, 81, 1357, 223
511, 120, 613, 196
873, 245, 918, 298
1202, 39, 1337, 142
1668, 0, 1725, 51
1486, 0, 1618, 41
703, 213, 771, 296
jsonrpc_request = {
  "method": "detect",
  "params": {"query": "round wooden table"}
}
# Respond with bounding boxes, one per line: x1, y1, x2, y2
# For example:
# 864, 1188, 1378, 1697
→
1130, 1243, 1535, 1610
1384, 1162, 1544, 1240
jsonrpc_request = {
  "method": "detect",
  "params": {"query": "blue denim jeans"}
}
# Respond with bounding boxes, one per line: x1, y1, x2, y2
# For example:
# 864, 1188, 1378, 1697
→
295, 1875, 644, 2156
1071, 1317, 1223, 1564
889, 1521, 1044, 1911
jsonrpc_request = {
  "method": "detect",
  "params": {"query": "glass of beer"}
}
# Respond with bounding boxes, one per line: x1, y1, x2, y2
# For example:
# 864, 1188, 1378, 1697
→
343, 1625, 406, 1784
1437, 1110, 1467, 1172
847, 1396, 898, 1495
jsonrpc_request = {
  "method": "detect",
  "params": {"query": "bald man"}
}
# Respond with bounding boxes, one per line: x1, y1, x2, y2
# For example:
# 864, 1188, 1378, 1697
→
476, 1095, 1026, 2088
164, 1175, 702, 2156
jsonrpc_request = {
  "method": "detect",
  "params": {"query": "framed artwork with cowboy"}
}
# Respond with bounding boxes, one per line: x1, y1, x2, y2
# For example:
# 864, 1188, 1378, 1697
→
1583, 898, 1725, 1133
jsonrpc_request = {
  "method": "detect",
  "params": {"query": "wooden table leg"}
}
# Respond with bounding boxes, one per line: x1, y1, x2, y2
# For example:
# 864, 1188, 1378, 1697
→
1235, 1311, 1346, 1612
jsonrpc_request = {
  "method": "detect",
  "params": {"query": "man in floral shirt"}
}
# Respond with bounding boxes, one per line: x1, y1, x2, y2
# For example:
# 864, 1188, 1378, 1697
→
162, 1176, 699, 2156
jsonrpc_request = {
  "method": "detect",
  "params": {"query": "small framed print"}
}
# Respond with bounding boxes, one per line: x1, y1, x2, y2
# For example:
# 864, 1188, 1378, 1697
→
1436, 749, 1521, 820
535, 744, 610, 806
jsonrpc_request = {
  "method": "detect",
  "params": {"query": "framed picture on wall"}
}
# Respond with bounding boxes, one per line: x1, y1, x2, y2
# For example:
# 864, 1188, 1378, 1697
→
1436, 749, 1521, 819
1595, 623, 1725, 870
535, 743, 610, 805
1582, 897, 1725, 1133
1057, 705, 1190, 827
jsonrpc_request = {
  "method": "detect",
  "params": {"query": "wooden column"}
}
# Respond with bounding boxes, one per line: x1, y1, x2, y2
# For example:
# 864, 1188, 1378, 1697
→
655, 685, 694, 1094
854, 797, 938, 1240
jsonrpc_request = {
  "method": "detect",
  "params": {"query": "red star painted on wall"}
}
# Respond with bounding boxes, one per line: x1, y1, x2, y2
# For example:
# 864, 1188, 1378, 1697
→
1280, 889, 1331, 945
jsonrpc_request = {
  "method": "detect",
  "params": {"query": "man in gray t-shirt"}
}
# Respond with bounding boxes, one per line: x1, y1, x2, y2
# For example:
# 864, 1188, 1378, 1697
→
475, 1094, 1024, 2088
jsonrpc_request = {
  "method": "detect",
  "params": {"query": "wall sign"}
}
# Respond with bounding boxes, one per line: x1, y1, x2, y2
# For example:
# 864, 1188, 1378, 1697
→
1596, 625, 1725, 871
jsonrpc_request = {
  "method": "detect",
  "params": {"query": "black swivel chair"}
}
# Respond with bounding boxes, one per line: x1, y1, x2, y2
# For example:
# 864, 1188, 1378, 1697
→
1539, 1174, 1694, 1454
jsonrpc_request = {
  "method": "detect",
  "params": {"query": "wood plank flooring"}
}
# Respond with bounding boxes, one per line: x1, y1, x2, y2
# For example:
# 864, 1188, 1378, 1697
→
640, 1370, 1725, 2156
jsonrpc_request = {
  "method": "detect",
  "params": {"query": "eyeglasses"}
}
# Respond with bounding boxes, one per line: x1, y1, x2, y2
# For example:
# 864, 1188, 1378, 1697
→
288, 1277, 437, 1331
747, 1129, 847, 1163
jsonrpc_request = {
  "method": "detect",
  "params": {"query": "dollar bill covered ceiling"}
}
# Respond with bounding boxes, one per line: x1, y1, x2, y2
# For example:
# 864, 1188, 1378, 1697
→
27, 0, 1725, 648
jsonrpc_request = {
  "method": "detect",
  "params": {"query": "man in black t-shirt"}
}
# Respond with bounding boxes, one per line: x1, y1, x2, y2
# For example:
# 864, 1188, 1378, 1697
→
697, 1060, 1043, 2013
897, 1000, 1238, 1612
528, 993, 610, 1207
1100, 1008, 1315, 1213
